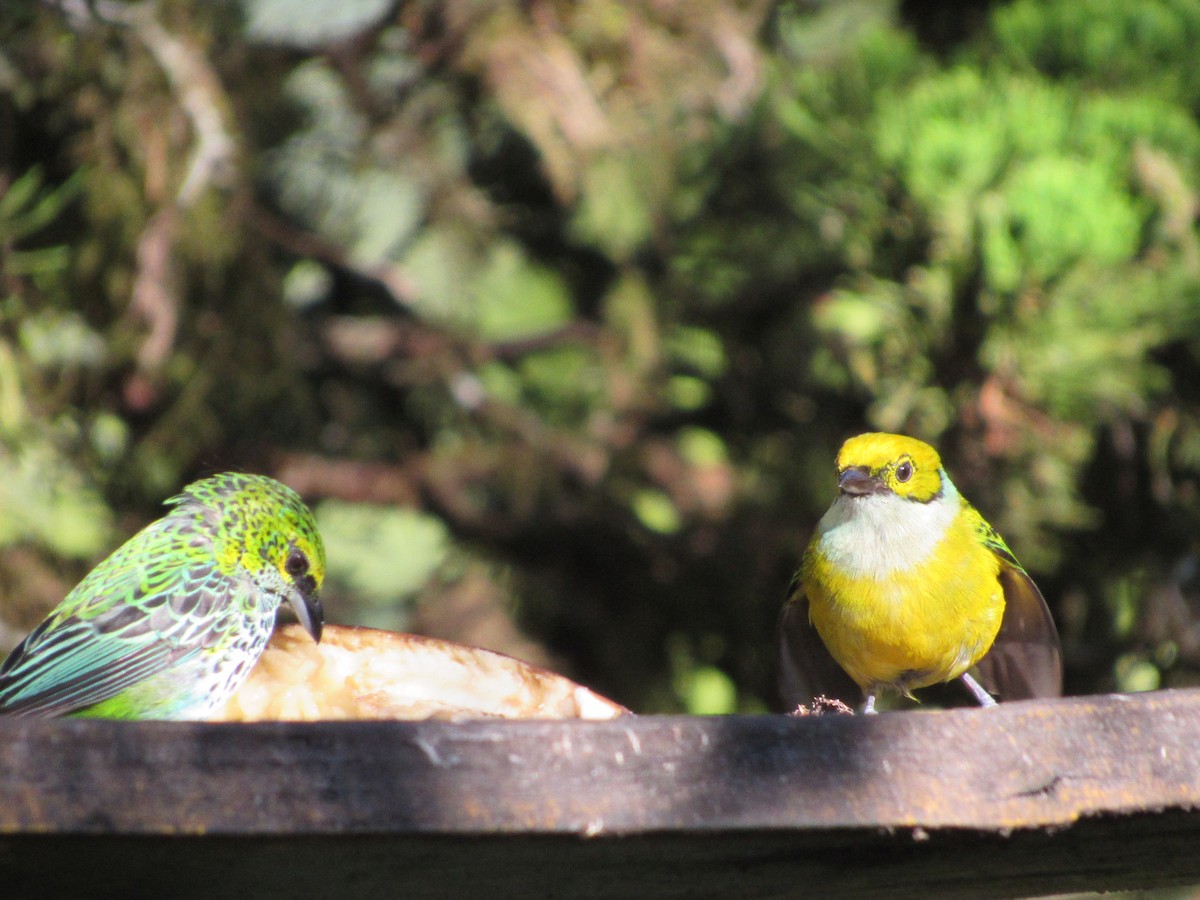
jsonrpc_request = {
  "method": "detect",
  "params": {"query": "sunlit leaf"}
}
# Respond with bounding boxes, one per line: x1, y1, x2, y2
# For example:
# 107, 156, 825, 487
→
242, 0, 394, 47
317, 501, 450, 607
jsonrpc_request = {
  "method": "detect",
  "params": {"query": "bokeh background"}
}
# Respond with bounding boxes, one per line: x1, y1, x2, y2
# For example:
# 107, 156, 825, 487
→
2, 0, 1200, 714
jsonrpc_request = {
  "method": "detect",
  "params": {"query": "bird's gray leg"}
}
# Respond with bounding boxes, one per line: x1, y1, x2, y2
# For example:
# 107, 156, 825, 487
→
960, 672, 997, 707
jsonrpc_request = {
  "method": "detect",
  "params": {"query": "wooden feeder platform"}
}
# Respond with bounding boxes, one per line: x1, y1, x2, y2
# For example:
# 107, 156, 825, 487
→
3, 688, 1200, 898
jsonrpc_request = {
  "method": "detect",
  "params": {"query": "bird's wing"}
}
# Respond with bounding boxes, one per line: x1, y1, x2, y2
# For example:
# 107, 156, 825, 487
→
972, 559, 1063, 700
0, 518, 235, 717
971, 542, 1063, 701
776, 576, 861, 710
0, 621, 198, 716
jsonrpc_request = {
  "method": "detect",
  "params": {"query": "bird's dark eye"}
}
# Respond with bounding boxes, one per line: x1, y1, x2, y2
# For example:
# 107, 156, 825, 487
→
895, 461, 914, 483
285, 549, 309, 577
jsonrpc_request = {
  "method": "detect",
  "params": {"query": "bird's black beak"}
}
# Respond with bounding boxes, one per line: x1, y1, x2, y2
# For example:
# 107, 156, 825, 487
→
286, 582, 324, 644
837, 466, 879, 496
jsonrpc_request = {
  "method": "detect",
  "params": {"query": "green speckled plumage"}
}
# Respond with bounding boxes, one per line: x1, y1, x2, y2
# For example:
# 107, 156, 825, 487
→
0, 473, 325, 720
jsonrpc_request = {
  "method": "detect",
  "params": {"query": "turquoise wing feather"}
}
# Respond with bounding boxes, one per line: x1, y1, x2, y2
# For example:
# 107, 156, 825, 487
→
0, 513, 239, 718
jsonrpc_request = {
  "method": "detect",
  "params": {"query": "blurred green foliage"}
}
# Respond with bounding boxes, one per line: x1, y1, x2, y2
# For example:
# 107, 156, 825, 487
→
3, 0, 1200, 710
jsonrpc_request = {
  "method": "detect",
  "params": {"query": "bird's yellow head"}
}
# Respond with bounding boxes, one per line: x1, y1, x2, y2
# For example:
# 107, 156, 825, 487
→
171, 472, 327, 643
835, 433, 944, 503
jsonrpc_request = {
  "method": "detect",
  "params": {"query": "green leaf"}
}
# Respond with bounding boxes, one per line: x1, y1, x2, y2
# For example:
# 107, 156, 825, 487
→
681, 665, 738, 715
0, 167, 81, 243
678, 428, 727, 467
517, 346, 603, 420
401, 226, 482, 322
317, 501, 450, 606
631, 489, 681, 535
18, 312, 107, 369
472, 242, 572, 340
666, 375, 710, 411
571, 154, 653, 261
1115, 655, 1161, 693
242, 0, 394, 47
667, 326, 726, 378
995, 156, 1142, 284
0, 444, 113, 559
282, 260, 333, 310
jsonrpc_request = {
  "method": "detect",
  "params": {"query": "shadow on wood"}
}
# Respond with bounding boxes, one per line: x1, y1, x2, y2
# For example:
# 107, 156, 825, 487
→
3, 689, 1200, 898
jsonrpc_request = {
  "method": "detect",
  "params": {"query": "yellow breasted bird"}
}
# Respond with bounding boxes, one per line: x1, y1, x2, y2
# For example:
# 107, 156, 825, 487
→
778, 432, 1061, 713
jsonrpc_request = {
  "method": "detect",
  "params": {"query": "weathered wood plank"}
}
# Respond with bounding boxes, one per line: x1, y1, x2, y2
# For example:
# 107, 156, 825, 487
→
1, 688, 1199, 898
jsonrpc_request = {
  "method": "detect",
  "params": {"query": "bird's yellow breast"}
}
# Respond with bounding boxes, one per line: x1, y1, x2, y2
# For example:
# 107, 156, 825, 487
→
802, 495, 1005, 695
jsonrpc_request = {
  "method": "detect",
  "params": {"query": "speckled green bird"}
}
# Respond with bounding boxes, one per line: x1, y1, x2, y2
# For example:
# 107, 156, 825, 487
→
0, 472, 325, 720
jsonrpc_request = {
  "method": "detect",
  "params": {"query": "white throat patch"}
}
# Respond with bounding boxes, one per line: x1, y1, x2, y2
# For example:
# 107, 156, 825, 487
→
813, 472, 960, 577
